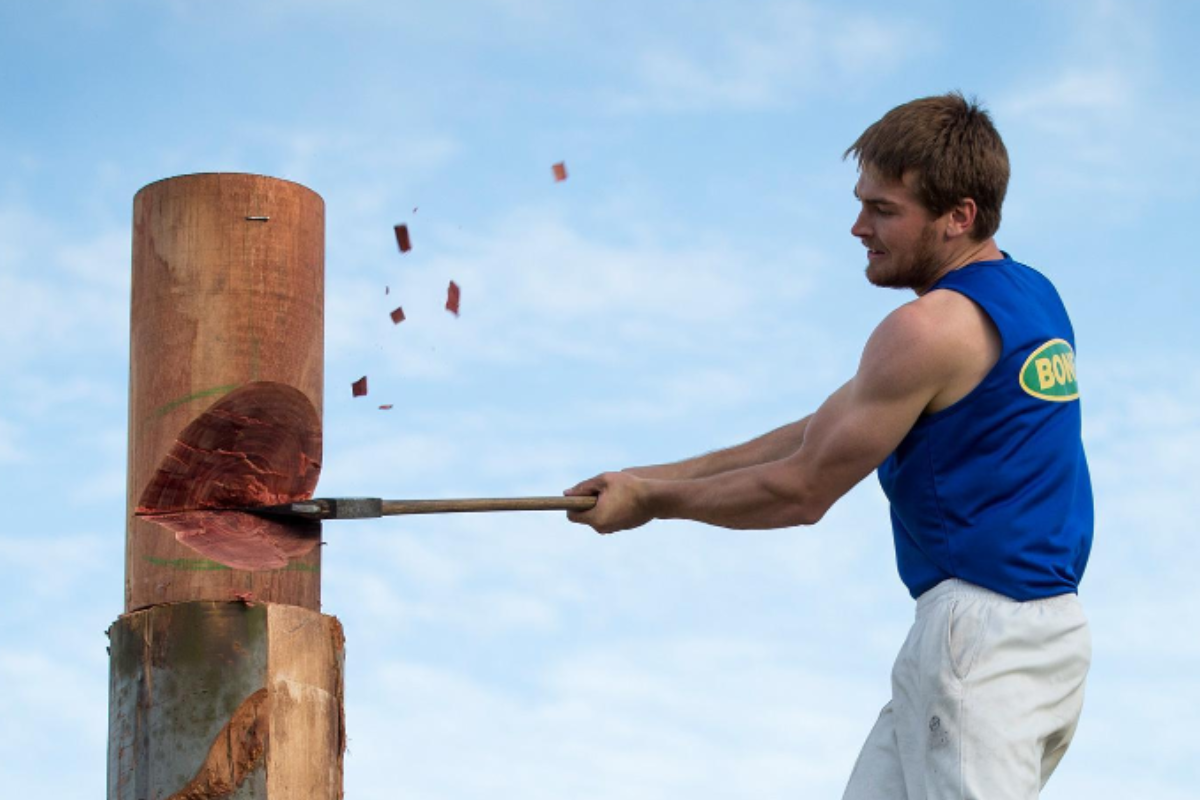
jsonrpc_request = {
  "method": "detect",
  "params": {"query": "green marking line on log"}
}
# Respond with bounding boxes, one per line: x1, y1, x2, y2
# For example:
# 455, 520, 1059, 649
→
143, 556, 319, 573
151, 384, 241, 419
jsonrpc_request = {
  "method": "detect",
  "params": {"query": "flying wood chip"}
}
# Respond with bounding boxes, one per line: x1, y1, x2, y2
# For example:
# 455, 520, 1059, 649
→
352, 376, 368, 397
394, 224, 412, 253
379, 404, 393, 410
135, 381, 323, 571
552, 162, 567, 182
390, 306, 406, 324
446, 281, 461, 316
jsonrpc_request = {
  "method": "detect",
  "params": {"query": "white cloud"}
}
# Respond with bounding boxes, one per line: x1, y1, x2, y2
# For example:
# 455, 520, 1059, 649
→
1084, 354, 1200, 555
0, 650, 107, 736
320, 430, 462, 492
607, 3, 931, 113
55, 228, 130, 292
242, 126, 462, 189
344, 635, 881, 799
9, 374, 124, 420
0, 532, 113, 601
324, 204, 821, 396
0, 530, 117, 800
0, 205, 130, 370
321, 477, 899, 654
994, 0, 1200, 203
0, 417, 23, 463
70, 464, 127, 505
1003, 68, 1133, 121
1073, 353, 1200, 672
0, 635, 111, 797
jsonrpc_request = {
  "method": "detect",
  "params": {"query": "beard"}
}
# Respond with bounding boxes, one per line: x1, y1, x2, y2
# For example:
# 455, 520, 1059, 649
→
865, 223, 944, 292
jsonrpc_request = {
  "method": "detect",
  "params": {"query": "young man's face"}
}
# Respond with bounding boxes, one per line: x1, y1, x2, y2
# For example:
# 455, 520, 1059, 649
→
851, 167, 946, 292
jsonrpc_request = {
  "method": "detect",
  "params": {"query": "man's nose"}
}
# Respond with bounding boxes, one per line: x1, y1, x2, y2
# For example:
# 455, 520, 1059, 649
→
850, 209, 870, 239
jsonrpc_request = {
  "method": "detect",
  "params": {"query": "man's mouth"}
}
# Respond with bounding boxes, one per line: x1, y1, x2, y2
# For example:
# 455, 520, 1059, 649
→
866, 247, 886, 261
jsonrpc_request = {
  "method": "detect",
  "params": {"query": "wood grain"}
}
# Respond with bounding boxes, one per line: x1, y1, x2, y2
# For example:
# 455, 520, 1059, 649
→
136, 381, 323, 571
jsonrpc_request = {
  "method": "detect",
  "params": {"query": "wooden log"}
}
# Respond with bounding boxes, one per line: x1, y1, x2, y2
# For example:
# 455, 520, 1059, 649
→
127, 173, 324, 612
107, 602, 345, 800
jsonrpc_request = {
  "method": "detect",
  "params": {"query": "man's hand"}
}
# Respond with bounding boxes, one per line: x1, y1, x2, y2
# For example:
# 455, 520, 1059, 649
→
564, 471, 653, 534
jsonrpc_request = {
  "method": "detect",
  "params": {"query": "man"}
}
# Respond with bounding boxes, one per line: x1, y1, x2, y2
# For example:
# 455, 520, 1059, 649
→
564, 93, 1093, 799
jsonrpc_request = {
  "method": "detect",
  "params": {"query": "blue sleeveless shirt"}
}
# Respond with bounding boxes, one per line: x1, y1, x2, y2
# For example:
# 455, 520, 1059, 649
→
876, 256, 1093, 601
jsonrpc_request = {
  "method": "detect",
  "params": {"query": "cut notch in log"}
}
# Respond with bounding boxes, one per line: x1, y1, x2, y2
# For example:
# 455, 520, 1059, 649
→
137, 381, 323, 572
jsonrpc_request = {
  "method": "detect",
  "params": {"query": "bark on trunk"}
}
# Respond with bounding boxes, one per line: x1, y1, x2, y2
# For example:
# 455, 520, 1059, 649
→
108, 602, 345, 800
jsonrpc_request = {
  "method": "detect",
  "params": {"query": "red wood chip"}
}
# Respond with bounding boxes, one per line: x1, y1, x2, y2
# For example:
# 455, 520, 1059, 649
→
390, 306, 406, 324
233, 591, 256, 606
552, 162, 567, 182
379, 404, 393, 410
445, 281, 461, 316
352, 376, 368, 397
134, 381, 323, 571
394, 224, 412, 253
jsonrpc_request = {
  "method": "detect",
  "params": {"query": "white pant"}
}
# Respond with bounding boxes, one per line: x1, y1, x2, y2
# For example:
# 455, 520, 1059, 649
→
843, 579, 1091, 799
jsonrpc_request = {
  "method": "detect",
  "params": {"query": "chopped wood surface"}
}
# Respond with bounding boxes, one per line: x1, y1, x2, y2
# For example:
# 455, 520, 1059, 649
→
136, 381, 322, 571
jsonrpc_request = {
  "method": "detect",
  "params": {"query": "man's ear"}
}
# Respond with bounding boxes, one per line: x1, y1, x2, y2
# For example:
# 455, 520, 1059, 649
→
944, 198, 978, 240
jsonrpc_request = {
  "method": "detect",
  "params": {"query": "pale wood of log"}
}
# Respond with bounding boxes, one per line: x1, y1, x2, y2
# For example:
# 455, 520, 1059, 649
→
265, 604, 346, 797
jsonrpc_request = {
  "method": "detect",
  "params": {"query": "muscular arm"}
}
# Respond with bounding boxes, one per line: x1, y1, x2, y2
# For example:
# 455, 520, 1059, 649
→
567, 298, 969, 533
622, 416, 812, 480
645, 372, 915, 528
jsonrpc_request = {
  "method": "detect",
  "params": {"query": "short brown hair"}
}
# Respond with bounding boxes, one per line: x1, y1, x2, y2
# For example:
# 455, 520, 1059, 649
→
844, 92, 1009, 240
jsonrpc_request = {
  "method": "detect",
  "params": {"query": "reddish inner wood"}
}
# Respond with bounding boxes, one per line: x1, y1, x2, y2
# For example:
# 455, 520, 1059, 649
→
137, 381, 322, 571
394, 223, 412, 252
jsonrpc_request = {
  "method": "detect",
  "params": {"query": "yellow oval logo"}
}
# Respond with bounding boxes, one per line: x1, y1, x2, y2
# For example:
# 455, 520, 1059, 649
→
1019, 339, 1079, 401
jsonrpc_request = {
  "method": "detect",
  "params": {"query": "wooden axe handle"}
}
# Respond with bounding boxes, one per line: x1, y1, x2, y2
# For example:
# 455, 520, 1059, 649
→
379, 496, 598, 515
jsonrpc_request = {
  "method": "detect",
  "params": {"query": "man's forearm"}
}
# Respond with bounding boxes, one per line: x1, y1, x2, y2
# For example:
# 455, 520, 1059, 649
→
623, 416, 812, 481
640, 457, 819, 530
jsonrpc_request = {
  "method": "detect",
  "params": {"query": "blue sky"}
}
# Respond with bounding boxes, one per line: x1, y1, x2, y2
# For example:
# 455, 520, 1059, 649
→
2, 0, 1198, 796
